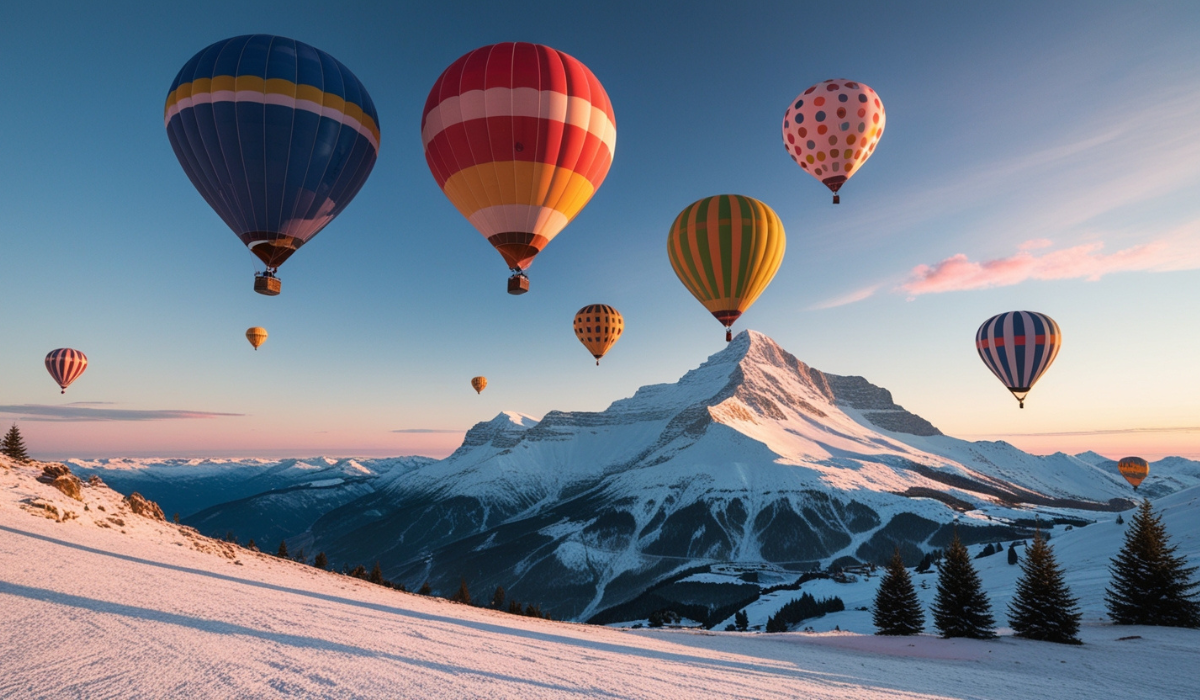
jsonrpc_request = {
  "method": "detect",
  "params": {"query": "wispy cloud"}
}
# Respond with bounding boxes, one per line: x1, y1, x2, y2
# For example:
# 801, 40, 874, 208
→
0, 405, 243, 422
391, 428, 463, 434
807, 284, 883, 311
963, 426, 1200, 438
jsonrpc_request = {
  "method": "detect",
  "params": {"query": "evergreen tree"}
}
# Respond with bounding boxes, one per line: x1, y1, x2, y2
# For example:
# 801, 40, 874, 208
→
246, 539, 259, 552
734, 609, 749, 632
418, 581, 432, 595
450, 578, 471, 604
369, 562, 384, 585
508, 599, 523, 614
276, 541, 289, 558
349, 565, 367, 579
293, 548, 306, 564
975, 543, 996, 559
1116, 513, 1124, 525
1007, 542, 1019, 566
1008, 532, 1082, 644
313, 552, 328, 570
1, 424, 29, 461
1105, 499, 1200, 628
873, 548, 925, 635
490, 585, 506, 610
932, 530, 997, 639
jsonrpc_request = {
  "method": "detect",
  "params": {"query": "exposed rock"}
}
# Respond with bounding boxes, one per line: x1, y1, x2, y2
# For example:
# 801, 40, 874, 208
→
51, 474, 84, 501
36, 464, 71, 483
87, 474, 104, 487
124, 492, 165, 521
23, 498, 61, 521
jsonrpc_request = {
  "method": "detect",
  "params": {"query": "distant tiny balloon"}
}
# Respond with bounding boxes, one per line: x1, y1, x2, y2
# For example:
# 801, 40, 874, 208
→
975, 311, 1061, 408
471, 376, 488, 394
45, 348, 88, 394
246, 327, 268, 351
573, 305, 623, 365
1118, 456, 1149, 491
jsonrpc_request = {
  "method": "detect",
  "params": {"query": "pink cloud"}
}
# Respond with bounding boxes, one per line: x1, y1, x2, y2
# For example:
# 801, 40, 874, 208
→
900, 238, 1183, 297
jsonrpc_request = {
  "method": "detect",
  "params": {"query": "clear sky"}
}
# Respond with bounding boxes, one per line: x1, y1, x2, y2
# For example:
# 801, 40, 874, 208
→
2, 0, 1198, 460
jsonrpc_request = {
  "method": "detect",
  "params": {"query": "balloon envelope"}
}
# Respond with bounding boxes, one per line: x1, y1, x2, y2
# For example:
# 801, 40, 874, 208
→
421, 42, 616, 275
246, 327, 268, 350
573, 305, 623, 365
471, 376, 488, 394
1118, 456, 1149, 490
782, 79, 885, 202
45, 348, 87, 394
667, 195, 785, 340
975, 311, 1061, 408
165, 35, 380, 272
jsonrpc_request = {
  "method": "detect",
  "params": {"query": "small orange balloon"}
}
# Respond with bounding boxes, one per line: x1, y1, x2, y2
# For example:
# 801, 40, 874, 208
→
1117, 456, 1149, 490
573, 305, 623, 365
471, 376, 487, 394
245, 327, 268, 351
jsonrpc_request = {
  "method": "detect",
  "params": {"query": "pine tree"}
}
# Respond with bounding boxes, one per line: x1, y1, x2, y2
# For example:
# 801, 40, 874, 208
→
1105, 499, 1200, 628
314, 552, 328, 570
246, 539, 259, 552
418, 581, 432, 595
1008, 543, 1019, 566
508, 599, 523, 614
450, 578, 471, 604
873, 548, 925, 635
734, 609, 749, 632
276, 541, 289, 558
932, 530, 997, 639
1116, 513, 1124, 525
1008, 532, 1082, 643
369, 562, 384, 585
490, 585, 506, 610
1, 424, 29, 461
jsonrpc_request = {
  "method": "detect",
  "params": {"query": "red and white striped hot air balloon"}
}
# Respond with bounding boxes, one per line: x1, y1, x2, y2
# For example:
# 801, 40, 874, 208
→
45, 348, 88, 394
421, 42, 616, 294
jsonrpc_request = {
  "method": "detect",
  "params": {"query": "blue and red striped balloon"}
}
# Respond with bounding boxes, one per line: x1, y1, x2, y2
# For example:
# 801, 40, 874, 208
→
165, 35, 380, 287
45, 348, 88, 394
975, 311, 1061, 408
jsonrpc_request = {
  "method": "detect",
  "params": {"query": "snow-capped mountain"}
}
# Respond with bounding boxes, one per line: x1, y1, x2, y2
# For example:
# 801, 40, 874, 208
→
300, 331, 1195, 620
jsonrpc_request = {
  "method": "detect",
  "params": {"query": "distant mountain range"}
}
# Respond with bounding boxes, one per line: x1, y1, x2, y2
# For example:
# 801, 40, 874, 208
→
71, 331, 1200, 621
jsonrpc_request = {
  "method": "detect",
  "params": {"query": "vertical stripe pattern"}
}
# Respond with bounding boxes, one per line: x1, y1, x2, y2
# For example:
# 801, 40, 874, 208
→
245, 327, 268, 350
573, 304, 624, 364
471, 376, 488, 394
165, 35, 380, 269
45, 348, 88, 394
667, 195, 786, 330
975, 311, 1061, 405
421, 43, 616, 271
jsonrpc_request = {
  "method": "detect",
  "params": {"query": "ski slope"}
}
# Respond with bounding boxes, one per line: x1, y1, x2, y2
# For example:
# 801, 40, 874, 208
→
2, 458, 1198, 699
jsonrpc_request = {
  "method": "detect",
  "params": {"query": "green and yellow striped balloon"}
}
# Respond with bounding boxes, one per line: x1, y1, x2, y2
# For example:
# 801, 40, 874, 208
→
667, 195, 786, 341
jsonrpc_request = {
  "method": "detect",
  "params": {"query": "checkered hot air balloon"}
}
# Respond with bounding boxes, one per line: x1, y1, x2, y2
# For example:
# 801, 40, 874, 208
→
667, 195, 786, 342
782, 79, 885, 204
165, 36, 380, 296
573, 305, 623, 365
975, 311, 1061, 408
45, 349, 88, 394
422, 43, 616, 295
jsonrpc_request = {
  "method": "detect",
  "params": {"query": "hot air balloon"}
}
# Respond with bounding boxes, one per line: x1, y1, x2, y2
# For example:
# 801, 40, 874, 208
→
782, 79, 885, 203
421, 43, 616, 295
975, 311, 1061, 408
165, 35, 380, 296
573, 305, 623, 365
1118, 457, 1150, 491
45, 349, 87, 394
471, 376, 488, 394
667, 195, 786, 342
246, 327, 268, 351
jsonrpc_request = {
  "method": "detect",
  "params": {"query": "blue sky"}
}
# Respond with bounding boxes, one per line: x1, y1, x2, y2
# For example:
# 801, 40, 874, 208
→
1, 1, 1198, 459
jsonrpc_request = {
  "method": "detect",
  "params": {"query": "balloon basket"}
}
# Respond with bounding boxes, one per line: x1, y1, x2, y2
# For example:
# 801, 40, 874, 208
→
832, 195, 840, 204
254, 275, 281, 296
507, 274, 530, 295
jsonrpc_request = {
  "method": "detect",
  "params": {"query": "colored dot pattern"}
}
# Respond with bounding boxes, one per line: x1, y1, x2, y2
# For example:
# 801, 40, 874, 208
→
781, 79, 885, 190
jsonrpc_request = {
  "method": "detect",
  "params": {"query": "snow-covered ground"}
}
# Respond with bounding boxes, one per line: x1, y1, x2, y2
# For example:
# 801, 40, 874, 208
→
2, 458, 1198, 699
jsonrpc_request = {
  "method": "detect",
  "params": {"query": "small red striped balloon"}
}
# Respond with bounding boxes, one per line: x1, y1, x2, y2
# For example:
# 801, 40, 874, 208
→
45, 348, 88, 394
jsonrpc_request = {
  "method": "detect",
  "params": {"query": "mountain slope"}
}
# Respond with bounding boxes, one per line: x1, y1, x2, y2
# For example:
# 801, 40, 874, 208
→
304, 331, 1178, 620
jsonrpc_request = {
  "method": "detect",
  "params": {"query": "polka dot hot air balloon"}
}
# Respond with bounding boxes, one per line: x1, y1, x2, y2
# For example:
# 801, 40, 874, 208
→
165, 36, 380, 296
975, 311, 1062, 408
782, 79, 885, 203
1118, 457, 1150, 491
422, 43, 616, 295
573, 305, 623, 365
667, 195, 786, 342
45, 348, 88, 394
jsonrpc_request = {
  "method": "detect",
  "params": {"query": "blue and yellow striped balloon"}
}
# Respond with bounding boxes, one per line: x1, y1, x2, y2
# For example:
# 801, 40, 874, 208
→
165, 35, 380, 291
975, 311, 1061, 408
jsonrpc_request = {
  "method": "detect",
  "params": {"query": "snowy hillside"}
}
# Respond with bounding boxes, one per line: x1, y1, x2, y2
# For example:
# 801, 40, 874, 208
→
1, 456, 1197, 700
298, 331, 1194, 620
